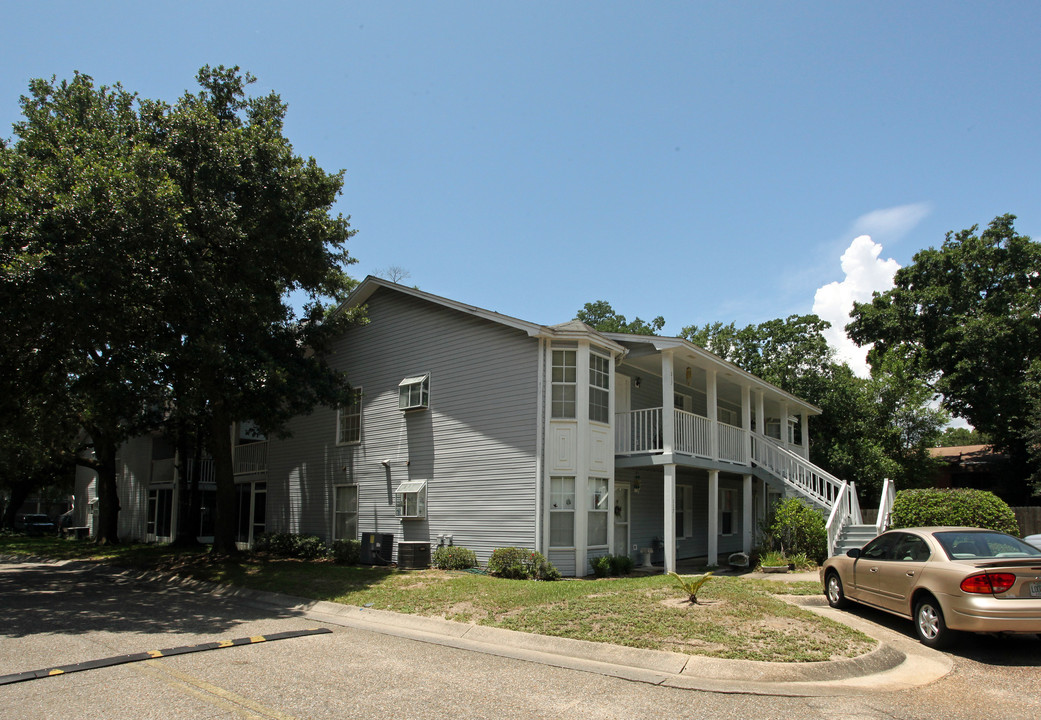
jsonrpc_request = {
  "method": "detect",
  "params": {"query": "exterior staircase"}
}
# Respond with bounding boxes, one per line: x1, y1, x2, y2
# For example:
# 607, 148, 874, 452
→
750, 433, 897, 556
832, 524, 878, 555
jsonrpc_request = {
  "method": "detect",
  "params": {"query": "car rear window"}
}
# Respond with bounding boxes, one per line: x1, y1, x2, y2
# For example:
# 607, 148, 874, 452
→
934, 531, 1041, 560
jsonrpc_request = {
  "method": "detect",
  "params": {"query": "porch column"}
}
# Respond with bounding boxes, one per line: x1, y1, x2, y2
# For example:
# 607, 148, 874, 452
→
755, 391, 765, 440
706, 367, 718, 460
742, 473, 753, 554
800, 410, 810, 460
664, 464, 677, 573
780, 401, 790, 450
661, 351, 675, 455
741, 384, 751, 464
707, 470, 719, 566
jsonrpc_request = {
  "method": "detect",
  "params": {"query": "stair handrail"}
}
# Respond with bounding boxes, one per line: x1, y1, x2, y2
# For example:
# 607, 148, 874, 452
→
825, 481, 850, 557
875, 477, 896, 534
751, 433, 845, 508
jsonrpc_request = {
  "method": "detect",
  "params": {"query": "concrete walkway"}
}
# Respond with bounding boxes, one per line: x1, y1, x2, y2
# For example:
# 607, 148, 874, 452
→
37, 559, 951, 699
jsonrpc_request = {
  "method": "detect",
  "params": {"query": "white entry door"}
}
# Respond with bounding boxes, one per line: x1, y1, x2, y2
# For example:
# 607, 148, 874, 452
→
613, 483, 630, 557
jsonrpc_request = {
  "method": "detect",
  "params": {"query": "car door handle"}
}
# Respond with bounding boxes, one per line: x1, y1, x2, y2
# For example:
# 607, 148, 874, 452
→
869, 567, 878, 573
906, 571, 915, 577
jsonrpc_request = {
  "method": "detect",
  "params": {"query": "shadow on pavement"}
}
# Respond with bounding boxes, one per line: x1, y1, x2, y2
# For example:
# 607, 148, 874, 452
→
0, 562, 303, 639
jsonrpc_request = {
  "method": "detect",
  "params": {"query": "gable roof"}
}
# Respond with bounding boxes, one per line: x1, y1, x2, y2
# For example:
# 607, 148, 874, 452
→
338, 276, 627, 353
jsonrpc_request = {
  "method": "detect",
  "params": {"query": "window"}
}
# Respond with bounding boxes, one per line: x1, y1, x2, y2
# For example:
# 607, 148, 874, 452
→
675, 485, 693, 539
720, 488, 736, 536
589, 353, 610, 423
393, 480, 427, 518
549, 476, 575, 547
398, 375, 429, 411
717, 404, 739, 427
587, 477, 609, 546
337, 387, 363, 444
333, 485, 358, 540
551, 350, 577, 418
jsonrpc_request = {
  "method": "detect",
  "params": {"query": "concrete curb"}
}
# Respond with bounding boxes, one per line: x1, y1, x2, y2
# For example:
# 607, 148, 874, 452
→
2, 556, 953, 696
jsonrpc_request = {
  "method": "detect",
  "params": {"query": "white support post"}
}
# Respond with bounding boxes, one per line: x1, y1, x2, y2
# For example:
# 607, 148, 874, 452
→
756, 391, 765, 440
742, 473, 753, 554
780, 401, 790, 450
661, 352, 675, 456
741, 384, 751, 465
664, 464, 677, 574
707, 470, 719, 566
706, 368, 718, 460
800, 410, 810, 459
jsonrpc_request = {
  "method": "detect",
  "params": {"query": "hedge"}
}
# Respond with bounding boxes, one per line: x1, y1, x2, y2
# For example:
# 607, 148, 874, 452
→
889, 488, 1020, 535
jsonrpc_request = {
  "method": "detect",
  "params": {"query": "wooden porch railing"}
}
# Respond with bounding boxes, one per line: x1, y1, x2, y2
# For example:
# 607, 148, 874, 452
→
233, 441, 268, 475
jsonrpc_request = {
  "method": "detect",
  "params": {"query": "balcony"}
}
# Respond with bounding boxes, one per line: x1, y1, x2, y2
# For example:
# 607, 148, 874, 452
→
233, 441, 268, 476
614, 408, 753, 465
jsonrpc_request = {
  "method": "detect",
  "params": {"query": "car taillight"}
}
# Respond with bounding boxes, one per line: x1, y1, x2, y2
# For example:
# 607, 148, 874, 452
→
960, 572, 1016, 594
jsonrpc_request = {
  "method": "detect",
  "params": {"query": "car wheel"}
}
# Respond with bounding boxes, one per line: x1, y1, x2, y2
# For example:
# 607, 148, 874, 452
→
914, 597, 956, 649
825, 571, 849, 609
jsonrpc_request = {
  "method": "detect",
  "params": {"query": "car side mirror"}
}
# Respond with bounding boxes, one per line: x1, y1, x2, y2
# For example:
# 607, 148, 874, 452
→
846, 548, 861, 559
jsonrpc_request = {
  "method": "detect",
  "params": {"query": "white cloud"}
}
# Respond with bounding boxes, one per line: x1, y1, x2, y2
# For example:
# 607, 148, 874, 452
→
813, 235, 900, 377
849, 202, 931, 244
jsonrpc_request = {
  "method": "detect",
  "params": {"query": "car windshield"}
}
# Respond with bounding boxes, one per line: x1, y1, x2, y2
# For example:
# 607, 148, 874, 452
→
934, 531, 1041, 560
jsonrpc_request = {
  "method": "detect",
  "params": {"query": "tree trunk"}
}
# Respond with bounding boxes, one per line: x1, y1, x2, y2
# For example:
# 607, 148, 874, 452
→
88, 433, 120, 545
171, 423, 200, 547
210, 401, 238, 556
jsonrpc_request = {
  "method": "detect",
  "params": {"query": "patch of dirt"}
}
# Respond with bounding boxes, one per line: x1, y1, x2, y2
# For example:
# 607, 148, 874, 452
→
440, 601, 487, 622
660, 597, 723, 609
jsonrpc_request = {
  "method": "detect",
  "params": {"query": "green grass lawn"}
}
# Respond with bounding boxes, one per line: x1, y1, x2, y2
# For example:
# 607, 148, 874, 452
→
0, 535, 872, 662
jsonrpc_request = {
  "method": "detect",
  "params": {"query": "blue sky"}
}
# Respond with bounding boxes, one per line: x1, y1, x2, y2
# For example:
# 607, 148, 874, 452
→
3, 2, 1039, 371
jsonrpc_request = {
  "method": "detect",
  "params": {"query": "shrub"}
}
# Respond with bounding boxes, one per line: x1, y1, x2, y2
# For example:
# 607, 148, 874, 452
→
252, 532, 327, 560
763, 497, 827, 564
432, 545, 478, 570
889, 488, 1020, 535
609, 554, 634, 576
591, 554, 612, 578
487, 547, 561, 580
330, 539, 361, 565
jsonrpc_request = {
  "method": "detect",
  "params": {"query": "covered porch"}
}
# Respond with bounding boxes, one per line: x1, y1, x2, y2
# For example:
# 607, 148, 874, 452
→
605, 334, 823, 573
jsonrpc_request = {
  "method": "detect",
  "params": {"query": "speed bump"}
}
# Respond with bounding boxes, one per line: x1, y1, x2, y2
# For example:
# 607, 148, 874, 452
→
0, 627, 332, 685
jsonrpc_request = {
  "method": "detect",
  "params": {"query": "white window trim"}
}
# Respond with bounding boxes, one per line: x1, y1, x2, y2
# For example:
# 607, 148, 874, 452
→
398, 374, 430, 411
394, 480, 427, 518
551, 350, 577, 419
336, 387, 363, 445
676, 485, 694, 539
549, 475, 576, 548
333, 484, 359, 540
588, 352, 610, 425
587, 476, 609, 548
720, 488, 737, 537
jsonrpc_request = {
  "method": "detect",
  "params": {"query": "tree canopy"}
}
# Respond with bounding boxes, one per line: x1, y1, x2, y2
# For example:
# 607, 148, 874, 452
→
576, 300, 664, 335
848, 214, 1041, 501
1, 67, 357, 545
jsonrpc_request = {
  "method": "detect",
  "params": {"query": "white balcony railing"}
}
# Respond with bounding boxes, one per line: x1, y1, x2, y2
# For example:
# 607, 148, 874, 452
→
233, 441, 268, 475
717, 423, 747, 464
615, 408, 746, 464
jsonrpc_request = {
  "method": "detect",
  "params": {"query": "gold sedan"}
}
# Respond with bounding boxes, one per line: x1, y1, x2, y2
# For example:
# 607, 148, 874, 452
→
820, 527, 1041, 648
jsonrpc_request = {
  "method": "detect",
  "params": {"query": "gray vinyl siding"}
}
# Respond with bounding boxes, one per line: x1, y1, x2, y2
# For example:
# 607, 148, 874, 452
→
622, 468, 747, 564
265, 288, 540, 565
115, 435, 153, 542
548, 549, 576, 577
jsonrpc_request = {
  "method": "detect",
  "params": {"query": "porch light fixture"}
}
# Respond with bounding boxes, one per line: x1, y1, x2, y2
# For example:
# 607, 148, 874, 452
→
634, 377, 641, 388
685, 366, 692, 385
633, 473, 641, 494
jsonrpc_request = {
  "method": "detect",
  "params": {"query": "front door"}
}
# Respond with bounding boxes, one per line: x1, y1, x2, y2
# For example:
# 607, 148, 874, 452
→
613, 483, 630, 557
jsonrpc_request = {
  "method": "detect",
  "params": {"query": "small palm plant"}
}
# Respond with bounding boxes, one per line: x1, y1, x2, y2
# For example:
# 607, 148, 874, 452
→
668, 571, 714, 604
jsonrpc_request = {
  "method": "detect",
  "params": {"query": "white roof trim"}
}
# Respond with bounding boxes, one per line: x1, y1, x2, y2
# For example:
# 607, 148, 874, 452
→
337, 276, 627, 354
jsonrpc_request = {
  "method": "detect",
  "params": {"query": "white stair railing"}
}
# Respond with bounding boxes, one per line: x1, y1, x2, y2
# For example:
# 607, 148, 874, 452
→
875, 477, 896, 534
751, 433, 845, 508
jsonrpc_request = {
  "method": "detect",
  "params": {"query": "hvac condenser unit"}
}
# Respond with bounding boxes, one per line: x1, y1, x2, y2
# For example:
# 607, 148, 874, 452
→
360, 532, 394, 565
397, 541, 431, 570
